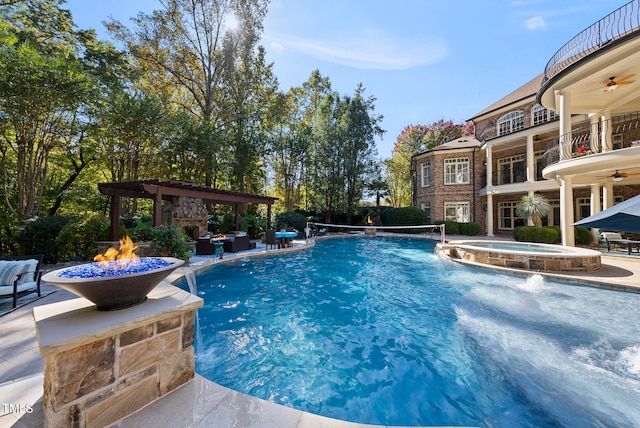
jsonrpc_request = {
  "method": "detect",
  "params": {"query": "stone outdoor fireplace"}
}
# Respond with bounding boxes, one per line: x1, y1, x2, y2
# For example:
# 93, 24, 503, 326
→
162, 196, 208, 239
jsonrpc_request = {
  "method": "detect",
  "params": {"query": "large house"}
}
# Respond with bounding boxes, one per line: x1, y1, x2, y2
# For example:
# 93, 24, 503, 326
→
414, 0, 640, 246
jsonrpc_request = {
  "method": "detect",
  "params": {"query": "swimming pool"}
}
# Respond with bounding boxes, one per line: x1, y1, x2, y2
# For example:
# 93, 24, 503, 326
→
180, 237, 640, 427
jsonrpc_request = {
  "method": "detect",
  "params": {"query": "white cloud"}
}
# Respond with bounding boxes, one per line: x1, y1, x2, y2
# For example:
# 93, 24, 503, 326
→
267, 31, 448, 70
525, 16, 547, 30
270, 41, 285, 53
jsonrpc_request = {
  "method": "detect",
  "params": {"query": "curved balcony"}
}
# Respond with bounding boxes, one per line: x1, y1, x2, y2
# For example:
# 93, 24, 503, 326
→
540, 112, 640, 168
542, 0, 640, 86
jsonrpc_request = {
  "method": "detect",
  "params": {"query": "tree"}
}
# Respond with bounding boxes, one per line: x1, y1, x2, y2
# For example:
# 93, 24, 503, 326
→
108, 0, 270, 188
267, 89, 311, 212
386, 125, 429, 207
516, 194, 550, 227
0, 0, 93, 221
307, 84, 383, 223
220, 44, 276, 194
340, 84, 383, 223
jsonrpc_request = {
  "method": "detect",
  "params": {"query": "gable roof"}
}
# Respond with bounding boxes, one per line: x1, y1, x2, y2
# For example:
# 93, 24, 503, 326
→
468, 73, 544, 121
411, 136, 481, 158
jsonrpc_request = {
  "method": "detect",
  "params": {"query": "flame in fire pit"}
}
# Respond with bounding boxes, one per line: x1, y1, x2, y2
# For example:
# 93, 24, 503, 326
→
94, 235, 139, 263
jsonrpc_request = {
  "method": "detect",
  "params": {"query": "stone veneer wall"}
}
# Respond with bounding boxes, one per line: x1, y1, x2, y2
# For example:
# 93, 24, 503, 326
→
41, 308, 197, 427
162, 196, 208, 239
451, 246, 601, 272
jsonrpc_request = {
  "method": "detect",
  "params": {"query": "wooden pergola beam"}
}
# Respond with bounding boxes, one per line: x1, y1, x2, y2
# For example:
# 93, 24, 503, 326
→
99, 179, 278, 241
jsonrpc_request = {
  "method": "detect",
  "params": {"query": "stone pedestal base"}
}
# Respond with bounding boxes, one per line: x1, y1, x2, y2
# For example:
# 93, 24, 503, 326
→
365, 227, 377, 236
34, 282, 203, 427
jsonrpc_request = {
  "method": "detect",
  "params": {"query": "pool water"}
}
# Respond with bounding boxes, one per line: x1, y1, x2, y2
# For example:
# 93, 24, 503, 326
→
179, 237, 640, 427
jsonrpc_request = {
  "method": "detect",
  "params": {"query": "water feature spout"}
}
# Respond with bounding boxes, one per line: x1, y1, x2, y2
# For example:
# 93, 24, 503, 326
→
182, 266, 203, 354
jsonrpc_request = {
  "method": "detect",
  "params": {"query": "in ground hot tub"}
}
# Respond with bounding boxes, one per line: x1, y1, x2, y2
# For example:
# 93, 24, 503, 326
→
438, 240, 601, 272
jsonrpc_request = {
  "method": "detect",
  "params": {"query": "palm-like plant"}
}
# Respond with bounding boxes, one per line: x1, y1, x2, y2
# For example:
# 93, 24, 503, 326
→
516, 194, 550, 228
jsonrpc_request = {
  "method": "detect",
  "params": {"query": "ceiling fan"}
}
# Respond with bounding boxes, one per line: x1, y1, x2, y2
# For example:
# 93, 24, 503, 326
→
597, 170, 640, 181
604, 75, 635, 91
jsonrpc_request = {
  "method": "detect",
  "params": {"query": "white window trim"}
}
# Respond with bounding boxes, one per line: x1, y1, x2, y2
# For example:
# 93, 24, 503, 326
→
498, 201, 518, 230
498, 111, 525, 136
421, 162, 430, 187
498, 154, 525, 185
532, 104, 558, 126
444, 157, 470, 185
444, 201, 470, 222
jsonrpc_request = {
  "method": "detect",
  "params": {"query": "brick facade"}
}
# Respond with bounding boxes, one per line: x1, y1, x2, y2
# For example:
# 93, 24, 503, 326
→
413, 139, 485, 230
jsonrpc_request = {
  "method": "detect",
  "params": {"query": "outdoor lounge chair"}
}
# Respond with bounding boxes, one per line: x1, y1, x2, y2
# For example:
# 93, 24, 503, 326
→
0, 254, 43, 308
600, 232, 640, 255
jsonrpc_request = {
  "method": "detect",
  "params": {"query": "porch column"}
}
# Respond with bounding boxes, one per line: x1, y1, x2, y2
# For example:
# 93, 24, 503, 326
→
234, 204, 240, 231
559, 92, 572, 161
526, 135, 535, 182
560, 175, 575, 246
109, 193, 121, 241
601, 111, 612, 152
603, 182, 614, 210
486, 193, 494, 237
590, 184, 601, 242
486, 145, 493, 187
153, 189, 162, 228
267, 204, 272, 229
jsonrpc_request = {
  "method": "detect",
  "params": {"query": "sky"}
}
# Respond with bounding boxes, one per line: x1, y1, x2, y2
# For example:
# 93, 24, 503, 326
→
63, 0, 626, 158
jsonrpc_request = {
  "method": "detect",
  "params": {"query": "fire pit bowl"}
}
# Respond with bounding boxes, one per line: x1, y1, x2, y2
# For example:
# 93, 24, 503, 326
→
42, 257, 185, 310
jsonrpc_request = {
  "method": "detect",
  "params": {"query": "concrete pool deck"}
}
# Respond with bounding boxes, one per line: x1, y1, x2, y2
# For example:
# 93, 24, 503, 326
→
2, 235, 640, 427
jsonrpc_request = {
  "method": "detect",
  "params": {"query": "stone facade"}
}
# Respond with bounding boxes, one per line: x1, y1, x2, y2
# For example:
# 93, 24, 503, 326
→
439, 242, 601, 272
162, 196, 208, 239
35, 285, 202, 428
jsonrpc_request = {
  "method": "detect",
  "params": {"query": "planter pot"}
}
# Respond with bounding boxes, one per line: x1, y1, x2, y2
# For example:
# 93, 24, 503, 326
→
42, 257, 184, 310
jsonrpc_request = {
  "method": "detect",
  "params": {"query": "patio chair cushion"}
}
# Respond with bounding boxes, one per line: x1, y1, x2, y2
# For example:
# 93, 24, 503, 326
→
601, 232, 623, 241
0, 260, 29, 290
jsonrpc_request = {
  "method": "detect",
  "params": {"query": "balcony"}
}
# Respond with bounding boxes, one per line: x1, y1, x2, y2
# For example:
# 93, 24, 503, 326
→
541, 112, 640, 168
542, 0, 640, 86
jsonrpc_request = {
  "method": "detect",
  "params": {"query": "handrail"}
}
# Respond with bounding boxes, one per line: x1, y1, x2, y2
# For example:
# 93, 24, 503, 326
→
540, 112, 640, 169
542, 0, 640, 85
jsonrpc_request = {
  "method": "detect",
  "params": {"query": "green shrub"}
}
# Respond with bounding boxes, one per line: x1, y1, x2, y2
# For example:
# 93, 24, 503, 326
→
56, 215, 111, 262
150, 226, 191, 260
243, 214, 267, 239
513, 226, 560, 244
18, 216, 74, 263
218, 213, 246, 234
574, 226, 593, 245
435, 220, 460, 235
388, 207, 427, 226
127, 218, 153, 242
458, 222, 481, 236
275, 211, 307, 232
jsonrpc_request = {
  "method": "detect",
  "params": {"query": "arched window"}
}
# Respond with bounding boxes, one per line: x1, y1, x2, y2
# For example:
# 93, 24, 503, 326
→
497, 111, 525, 135
532, 104, 558, 126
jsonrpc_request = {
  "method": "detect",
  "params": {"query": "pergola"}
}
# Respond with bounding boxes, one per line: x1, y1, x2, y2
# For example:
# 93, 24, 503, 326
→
98, 179, 278, 241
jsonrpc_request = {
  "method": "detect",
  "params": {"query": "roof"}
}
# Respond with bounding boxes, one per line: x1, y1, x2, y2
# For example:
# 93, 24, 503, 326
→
98, 179, 278, 205
468, 73, 544, 121
411, 136, 482, 158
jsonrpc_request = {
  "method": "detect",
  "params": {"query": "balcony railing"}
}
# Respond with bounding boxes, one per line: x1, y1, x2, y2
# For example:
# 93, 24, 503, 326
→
541, 112, 640, 168
542, 0, 640, 85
